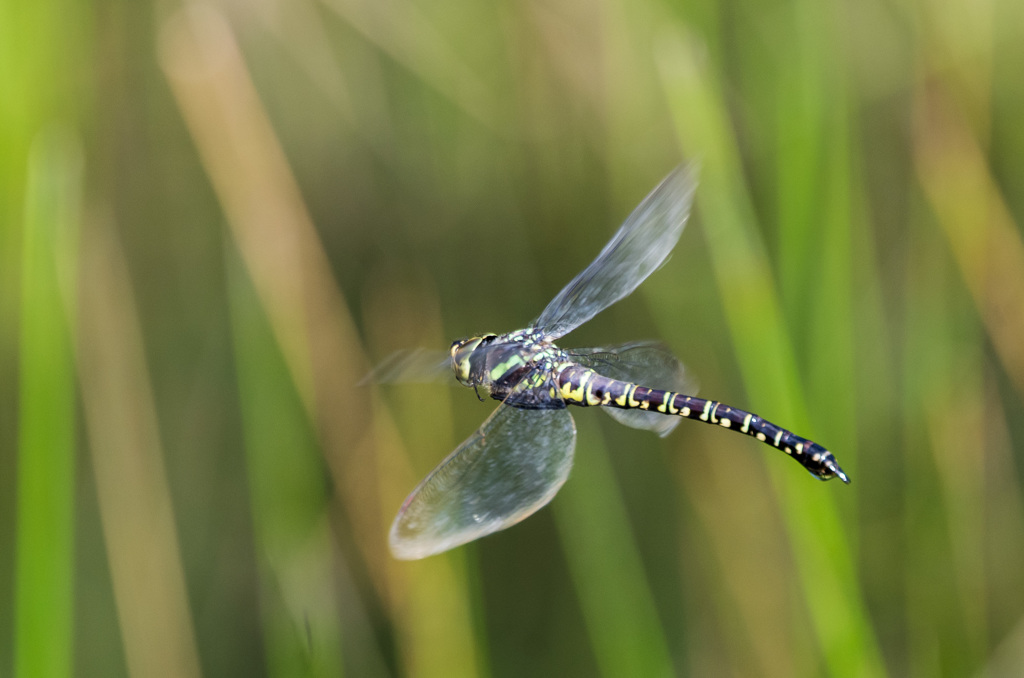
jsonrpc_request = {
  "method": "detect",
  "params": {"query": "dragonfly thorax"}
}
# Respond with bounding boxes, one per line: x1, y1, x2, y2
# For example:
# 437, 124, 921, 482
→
450, 330, 569, 399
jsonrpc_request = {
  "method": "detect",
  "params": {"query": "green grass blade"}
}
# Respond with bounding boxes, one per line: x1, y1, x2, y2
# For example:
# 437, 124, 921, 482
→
227, 246, 346, 678
553, 425, 675, 678
15, 129, 81, 678
658, 34, 885, 676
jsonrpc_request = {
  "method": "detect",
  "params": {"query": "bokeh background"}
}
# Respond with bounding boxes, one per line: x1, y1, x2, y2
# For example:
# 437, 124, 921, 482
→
4, 0, 1024, 675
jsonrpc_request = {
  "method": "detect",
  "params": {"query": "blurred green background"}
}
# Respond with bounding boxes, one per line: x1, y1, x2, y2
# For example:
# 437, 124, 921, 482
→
4, 0, 1024, 675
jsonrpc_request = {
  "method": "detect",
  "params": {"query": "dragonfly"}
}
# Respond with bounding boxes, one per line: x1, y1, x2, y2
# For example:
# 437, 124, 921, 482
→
377, 163, 849, 560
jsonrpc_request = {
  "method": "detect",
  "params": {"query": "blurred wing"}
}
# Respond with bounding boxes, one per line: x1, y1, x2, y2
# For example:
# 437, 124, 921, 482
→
362, 343, 541, 386
389, 376, 576, 559
360, 348, 452, 385
532, 163, 699, 340
574, 342, 697, 437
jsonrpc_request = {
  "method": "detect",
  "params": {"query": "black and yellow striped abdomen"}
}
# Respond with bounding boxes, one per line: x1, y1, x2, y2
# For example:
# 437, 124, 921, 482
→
555, 363, 849, 483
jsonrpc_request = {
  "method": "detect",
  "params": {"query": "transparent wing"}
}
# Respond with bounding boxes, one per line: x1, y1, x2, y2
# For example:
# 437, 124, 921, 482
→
389, 375, 576, 560
362, 343, 553, 387
574, 342, 697, 437
532, 163, 699, 340
360, 348, 452, 385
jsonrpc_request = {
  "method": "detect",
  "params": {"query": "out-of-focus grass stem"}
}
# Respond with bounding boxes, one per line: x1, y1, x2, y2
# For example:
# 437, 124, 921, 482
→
657, 31, 885, 676
554, 426, 676, 678
15, 129, 81, 678
227, 249, 346, 677
160, 5, 484, 674
77, 218, 202, 678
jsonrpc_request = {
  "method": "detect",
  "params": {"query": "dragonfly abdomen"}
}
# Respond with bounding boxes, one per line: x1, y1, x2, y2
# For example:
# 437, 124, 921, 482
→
555, 363, 849, 483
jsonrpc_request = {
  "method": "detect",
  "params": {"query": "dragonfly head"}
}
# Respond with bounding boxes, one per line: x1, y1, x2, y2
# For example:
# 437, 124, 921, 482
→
450, 334, 497, 386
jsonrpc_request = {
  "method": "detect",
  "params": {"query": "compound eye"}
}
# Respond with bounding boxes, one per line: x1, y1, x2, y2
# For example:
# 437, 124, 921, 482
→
451, 338, 481, 386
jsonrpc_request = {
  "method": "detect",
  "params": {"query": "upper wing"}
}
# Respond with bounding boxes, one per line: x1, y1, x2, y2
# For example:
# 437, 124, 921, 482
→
389, 375, 576, 560
532, 163, 699, 340
573, 342, 697, 437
